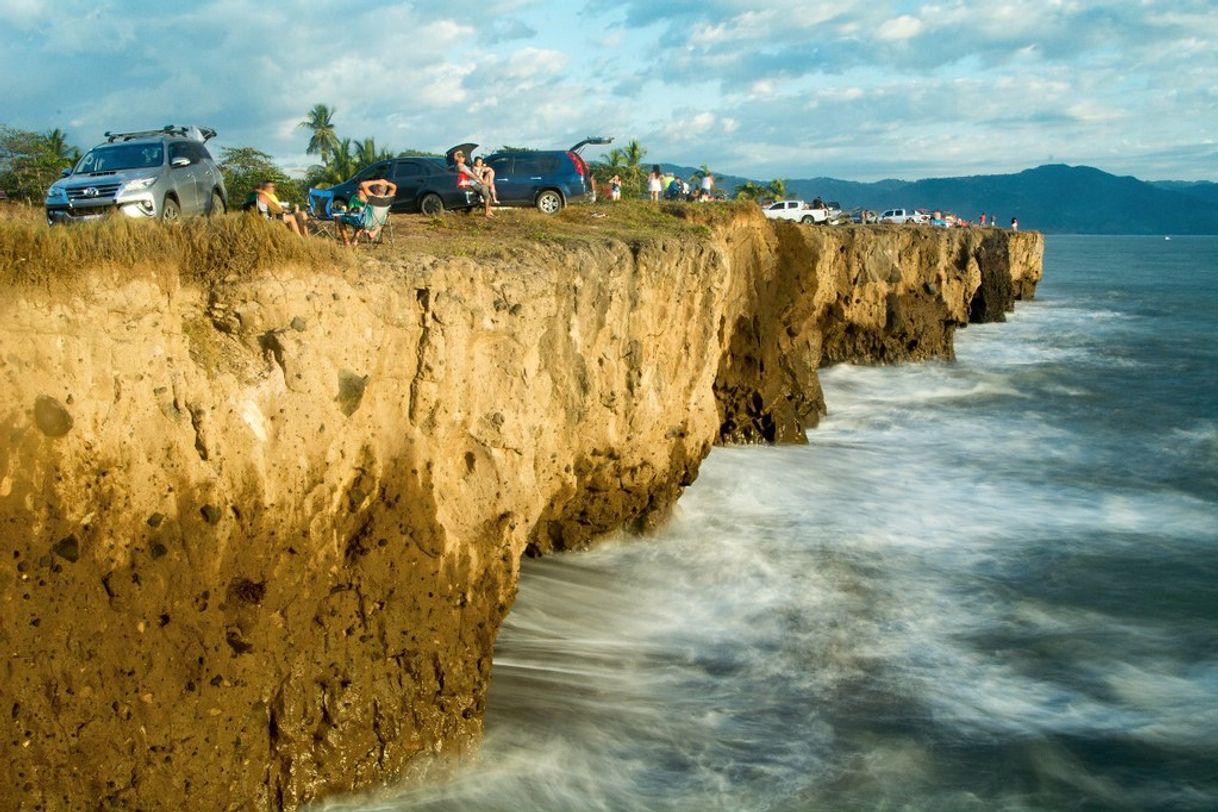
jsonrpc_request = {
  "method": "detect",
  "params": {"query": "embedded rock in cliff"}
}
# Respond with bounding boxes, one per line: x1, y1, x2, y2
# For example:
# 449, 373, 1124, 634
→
0, 208, 1042, 809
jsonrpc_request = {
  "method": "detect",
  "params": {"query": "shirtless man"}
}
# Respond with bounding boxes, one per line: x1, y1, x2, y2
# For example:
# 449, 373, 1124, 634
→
337, 177, 397, 246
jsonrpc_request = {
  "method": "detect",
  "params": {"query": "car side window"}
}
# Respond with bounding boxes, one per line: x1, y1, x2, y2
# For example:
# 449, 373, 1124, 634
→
189, 142, 212, 163
393, 161, 427, 180
356, 163, 389, 182
168, 142, 189, 163
513, 156, 558, 175
488, 157, 512, 176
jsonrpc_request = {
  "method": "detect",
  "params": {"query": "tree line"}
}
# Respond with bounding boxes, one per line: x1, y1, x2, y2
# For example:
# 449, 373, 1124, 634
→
0, 127, 81, 203
1, 106, 792, 208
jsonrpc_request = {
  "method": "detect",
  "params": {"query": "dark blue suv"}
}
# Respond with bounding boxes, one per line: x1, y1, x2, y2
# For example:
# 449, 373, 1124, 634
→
449, 138, 612, 214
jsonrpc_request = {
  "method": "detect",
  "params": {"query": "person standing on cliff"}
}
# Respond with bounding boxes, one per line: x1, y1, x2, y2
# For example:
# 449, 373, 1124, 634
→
701, 171, 714, 199
647, 166, 663, 202
1010, 216, 1019, 231
609, 174, 622, 201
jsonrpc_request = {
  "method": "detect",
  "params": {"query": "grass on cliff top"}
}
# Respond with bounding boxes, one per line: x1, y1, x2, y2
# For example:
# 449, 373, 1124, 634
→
368, 198, 757, 260
0, 198, 755, 288
0, 202, 354, 290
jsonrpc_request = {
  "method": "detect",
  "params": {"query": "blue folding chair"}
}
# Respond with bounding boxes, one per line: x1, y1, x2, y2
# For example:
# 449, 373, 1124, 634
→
306, 188, 337, 239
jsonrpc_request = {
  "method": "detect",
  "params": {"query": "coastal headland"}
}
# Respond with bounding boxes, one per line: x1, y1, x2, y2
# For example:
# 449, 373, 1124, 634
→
0, 204, 1042, 808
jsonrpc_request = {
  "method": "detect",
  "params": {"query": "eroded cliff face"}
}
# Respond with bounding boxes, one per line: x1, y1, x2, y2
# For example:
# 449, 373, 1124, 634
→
0, 212, 1041, 809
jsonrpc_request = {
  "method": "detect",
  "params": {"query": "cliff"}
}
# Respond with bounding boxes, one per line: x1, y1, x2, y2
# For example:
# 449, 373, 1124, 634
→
0, 208, 1042, 809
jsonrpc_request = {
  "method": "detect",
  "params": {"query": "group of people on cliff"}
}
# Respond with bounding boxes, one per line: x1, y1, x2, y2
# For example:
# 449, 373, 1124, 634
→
600, 167, 716, 203
243, 177, 397, 245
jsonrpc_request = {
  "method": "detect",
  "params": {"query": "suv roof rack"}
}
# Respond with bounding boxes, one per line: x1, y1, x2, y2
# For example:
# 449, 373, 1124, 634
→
103, 125, 217, 143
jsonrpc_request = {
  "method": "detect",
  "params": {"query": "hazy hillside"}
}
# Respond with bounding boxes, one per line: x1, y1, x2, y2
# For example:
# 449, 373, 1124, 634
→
655, 162, 1218, 234
1152, 180, 1218, 207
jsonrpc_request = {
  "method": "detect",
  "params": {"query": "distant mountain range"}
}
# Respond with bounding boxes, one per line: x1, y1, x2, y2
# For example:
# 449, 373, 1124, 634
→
657, 162, 1218, 234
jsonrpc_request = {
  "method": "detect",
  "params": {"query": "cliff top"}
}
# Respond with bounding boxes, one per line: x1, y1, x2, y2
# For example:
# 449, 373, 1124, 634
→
0, 201, 754, 291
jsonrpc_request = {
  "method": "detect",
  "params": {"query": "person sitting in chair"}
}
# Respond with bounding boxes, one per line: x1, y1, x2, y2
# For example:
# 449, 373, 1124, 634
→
336, 177, 397, 246
250, 180, 309, 237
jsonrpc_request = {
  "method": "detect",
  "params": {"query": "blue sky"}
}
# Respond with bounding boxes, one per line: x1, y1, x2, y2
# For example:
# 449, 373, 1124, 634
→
2, 0, 1216, 182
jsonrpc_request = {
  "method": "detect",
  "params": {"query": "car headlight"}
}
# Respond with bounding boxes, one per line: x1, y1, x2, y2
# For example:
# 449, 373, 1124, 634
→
122, 176, 158, 193
46, 185, 67, 203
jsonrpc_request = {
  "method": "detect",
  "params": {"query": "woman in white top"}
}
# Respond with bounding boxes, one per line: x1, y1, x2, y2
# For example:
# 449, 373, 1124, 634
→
647, 166, 662, 202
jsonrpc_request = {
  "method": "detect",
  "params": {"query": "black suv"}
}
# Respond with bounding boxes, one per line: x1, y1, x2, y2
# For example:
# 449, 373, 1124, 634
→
449, 138, 612, 214
326, 157, 476, 215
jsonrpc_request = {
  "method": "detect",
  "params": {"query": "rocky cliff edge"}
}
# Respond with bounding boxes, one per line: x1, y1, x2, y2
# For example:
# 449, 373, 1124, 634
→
0, 207, 1042, 808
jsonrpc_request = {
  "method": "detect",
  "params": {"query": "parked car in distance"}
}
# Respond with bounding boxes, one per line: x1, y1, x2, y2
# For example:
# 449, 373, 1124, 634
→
466, 137, 612, 214
878, 208, 931, 225
45, 125, 226, 224
326, 157, 477, 215
762, 199, 830, 224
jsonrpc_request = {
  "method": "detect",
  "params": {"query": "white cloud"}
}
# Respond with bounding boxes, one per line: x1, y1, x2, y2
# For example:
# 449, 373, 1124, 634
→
1, 0, 1216, 182
876, 14, 924, 42
0, 0, 43, 28
502, 47, 569, 79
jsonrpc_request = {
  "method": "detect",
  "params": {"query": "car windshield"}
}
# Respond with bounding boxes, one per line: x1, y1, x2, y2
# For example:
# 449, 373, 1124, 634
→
75, 144, 164, 174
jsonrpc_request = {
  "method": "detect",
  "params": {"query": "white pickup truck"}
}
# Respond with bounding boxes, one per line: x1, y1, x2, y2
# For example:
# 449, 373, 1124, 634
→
762, 199, 832, 224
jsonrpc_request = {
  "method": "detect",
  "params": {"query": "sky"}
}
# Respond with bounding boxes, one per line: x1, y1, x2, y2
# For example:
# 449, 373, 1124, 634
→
2, 0, 1216, 183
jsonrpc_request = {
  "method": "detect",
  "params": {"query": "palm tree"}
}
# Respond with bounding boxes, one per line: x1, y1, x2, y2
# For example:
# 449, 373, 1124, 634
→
43, 128, 80, 168
733, 181, 767, 201
299, 104, 340, 163
353, 137, 390, 168
766, 178, 787, 201
598, 139, 647, 198
622, 139, 646, 183
306, 138, 359, 187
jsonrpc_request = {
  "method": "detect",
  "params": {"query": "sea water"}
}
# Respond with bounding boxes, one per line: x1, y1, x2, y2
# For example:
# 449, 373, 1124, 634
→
330, 235, 1218, 811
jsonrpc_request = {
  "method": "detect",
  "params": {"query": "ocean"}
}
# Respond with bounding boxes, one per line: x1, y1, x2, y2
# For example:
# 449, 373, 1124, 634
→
329, 235, 1218, 811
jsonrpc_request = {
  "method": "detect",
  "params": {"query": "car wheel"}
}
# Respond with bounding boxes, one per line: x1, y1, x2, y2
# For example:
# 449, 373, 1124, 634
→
207, 190, 225, 217
420, 193, 444, 216
801, 215, 814, 224
161, 196, 181, 223
535, 190, 564, 214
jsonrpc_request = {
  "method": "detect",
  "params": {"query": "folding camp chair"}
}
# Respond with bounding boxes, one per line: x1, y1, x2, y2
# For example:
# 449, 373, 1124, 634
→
306, 188, 337, 240
336, 201, 392, 247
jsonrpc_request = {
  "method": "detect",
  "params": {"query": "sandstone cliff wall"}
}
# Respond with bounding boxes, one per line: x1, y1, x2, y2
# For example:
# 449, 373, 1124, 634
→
0, 213, 1042, 809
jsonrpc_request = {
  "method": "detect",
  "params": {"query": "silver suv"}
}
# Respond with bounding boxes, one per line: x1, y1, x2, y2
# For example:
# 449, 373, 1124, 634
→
45, 125, 227, 224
